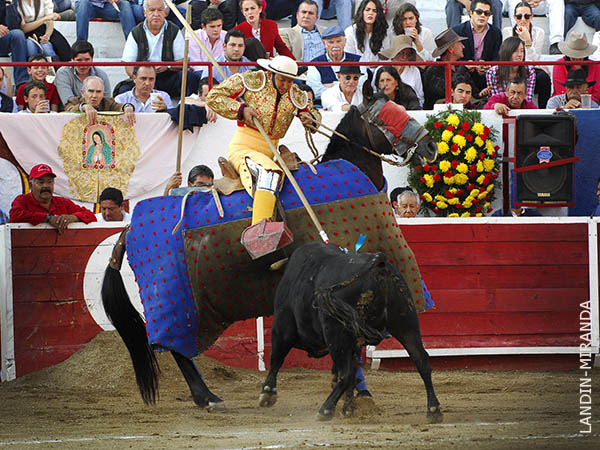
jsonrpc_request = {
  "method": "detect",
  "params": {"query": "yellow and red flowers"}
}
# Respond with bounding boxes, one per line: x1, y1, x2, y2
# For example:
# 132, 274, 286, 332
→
409, 110, 500, 217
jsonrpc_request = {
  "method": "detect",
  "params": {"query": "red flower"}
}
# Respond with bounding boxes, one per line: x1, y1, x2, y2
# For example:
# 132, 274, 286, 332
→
467, 184, 475, 191
445, 190, 455, 198
433, 208, 440, 213
433, 174, 441, 182
479, 153, 485, 160
414, 165, 422, 170
456, 204, 464, 209
473, 199, 480, 204
451, 144, 459, 152
456, 189, 465, 196
495, 145, 500, 150
466, 134, 473, 142
476, 206, 483, 212
458, 130, 465, 136
423, 164, 430, 172
487, 208, 494, 213
110, 164, 115, 168
484, 126, 491, 135
444, 171, 453, 178
446, 125, 454, 131
420, 176, 426, 183
462, 122, 470, 131
434, 121, 443, 128
451, 160, 459, 169
431, 165, 438, 172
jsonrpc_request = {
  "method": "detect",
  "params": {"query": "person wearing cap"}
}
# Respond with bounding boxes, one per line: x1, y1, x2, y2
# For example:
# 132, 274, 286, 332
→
547, 68, 599, 109
279, 1, 325, 62
9, 164, 96, 233
206, 55, 320, 256
96, 187, 132, 222
378, 35, 424, 107
452, 0, 503, 97
163, 164, 215, 196
306, 25, 361, 100
321, 65, 363, 112
483, 76, 538, 114
422, 28, 471, 109
553, 31, 600, 103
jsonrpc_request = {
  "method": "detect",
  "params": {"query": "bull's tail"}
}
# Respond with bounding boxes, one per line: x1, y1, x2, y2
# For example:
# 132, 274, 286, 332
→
101, 228, 160, 404
315, 253, 388, 344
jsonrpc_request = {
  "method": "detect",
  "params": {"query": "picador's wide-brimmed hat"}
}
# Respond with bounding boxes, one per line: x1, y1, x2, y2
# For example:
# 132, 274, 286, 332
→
379, 35, 420, 60
432, 29, 467, 58
558, 68, 596, 87
558, 31, 597, 58
257, 55, 306, 80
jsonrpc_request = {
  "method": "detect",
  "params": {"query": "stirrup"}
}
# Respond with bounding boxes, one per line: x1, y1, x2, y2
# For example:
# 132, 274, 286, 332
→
240, 219, 294, 260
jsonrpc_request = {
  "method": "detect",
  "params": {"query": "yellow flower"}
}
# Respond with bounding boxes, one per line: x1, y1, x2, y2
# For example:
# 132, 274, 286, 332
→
472, 122, 484, 135
435, 194, 447, 202
446, 113, 460, 128
486, 183, 494, 192
476, 160, 484, 172
436, 201, 448, 209
470, 188, 480, 197
486, 145, 496, 156
439, 160, 451, 172
475, 213, 483, 217
423, 174, 434, 188
475, 136, 485, 147
448, 213, 459, 217
463, 199, 473, 209
443, 175, 455, 185
484, 202, 491, 208
437, 141, 449, 154
452, 134, 467, 148
476, 174, 485, 185
442, 130, 454, 142
465, 147, 478, 163
447, 197, 460, 205
461, 212, 471, 218
454, 173, 468, 185
449, 188, 458, 194
483, 158, 495, 172
457, 163, 468, 174
478, 192, 488, 200
485, 139, 495, 153
423, 192, 433, 202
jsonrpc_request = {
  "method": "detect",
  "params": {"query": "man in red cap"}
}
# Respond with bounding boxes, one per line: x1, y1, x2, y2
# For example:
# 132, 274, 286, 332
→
9, 164, 96, 234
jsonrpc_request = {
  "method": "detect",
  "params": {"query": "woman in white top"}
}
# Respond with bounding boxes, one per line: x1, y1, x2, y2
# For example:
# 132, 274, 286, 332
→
17, 0, 71, 61
502, 1, 551, 107
344, 0, 391, 63
391, 2, 435, 62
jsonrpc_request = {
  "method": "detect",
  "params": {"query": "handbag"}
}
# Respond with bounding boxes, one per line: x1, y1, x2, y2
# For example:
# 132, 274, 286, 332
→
4, 0, 23, 30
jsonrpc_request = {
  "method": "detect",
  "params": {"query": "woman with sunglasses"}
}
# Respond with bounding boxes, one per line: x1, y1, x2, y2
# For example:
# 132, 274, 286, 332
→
391, 3, 435, 61
485, 36, 536, 102
375, 66, 421, 110
502, 1, 551, 107
344, 0, 391, 62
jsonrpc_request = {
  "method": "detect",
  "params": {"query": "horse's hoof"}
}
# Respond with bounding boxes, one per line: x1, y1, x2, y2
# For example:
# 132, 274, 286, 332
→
317, 409, 334, 421
206, 400, 226, 412
258, 390, 278, 407
427, 406, 443, 423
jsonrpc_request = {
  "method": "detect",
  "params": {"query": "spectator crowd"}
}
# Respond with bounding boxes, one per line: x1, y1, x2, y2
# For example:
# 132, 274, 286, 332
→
3, 0, 600, 223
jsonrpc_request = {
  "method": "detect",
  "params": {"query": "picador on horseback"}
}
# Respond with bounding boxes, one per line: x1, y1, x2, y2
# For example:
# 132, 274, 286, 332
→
206, 55, 321, 258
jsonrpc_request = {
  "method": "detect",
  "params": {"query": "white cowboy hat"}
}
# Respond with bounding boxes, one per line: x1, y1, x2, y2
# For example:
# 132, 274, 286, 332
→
257, 55, 306, 81
558, 31, 597, 59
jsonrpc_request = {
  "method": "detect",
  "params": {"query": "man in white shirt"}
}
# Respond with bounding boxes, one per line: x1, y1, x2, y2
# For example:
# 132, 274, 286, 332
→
95, 187, 132, 222
321, 65, 363, 112
115, 65, 172, 112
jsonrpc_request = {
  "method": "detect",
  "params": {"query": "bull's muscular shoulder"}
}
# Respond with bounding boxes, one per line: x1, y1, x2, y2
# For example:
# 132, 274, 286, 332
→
289, 84, 308, 109
240, 70, 267, 92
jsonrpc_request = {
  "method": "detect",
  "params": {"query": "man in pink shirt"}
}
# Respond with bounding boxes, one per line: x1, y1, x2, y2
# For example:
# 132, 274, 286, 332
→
189, 7, 226, 78
484, 77, 538, 114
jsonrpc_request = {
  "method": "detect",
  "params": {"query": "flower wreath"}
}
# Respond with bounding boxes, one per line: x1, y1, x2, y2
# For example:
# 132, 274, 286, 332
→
408, 110, 501, 217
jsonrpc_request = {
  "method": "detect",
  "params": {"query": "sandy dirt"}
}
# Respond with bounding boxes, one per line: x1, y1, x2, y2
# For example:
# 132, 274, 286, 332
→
0, 331, 598, 450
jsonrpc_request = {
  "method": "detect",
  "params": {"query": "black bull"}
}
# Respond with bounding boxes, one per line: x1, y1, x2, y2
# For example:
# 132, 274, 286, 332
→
259, 242, 442, 421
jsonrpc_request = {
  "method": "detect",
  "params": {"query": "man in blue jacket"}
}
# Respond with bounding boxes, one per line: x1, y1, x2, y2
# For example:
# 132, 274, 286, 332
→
0, 1, 28, 90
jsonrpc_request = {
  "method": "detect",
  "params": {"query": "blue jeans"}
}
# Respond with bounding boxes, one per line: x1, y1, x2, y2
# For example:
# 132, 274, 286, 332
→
53, 0, 73, 12
565, 3, 600, 36
445, 0, 503, 29
26, 39, 56, 58
0, 29, 29, 88
316, 0, 353, 30
75, 0, 136, 41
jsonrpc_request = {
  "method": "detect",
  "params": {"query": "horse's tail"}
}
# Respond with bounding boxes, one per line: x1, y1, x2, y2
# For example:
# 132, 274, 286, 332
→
101, 227, 160, 404
315, 252, 388, 345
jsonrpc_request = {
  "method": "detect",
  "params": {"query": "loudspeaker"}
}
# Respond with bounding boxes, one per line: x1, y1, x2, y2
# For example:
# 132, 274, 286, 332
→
515, 114, 577, 205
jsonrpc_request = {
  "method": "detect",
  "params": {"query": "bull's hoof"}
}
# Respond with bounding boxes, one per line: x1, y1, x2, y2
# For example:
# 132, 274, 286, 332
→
427, 406, 443, 423
206, 400, 226, 412
317, 408, 334, 421
259, 387, 278, 407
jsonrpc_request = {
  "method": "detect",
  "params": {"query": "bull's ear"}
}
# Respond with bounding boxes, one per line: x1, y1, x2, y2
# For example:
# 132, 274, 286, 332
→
362, 68, 374, 103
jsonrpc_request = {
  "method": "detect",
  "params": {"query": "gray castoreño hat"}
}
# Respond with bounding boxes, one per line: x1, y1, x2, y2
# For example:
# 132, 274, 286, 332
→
558, 31, 597, 58
379, 35, 419, 60
432, 29, 467, 58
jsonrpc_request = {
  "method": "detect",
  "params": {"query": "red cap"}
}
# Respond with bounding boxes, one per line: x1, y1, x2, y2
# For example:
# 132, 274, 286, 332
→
29, 164, 56, 179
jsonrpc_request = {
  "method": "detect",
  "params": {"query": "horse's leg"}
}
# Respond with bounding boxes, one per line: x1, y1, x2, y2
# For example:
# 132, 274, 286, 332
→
171, 351, 224, 411
389, 313, 443, 423
259, 322, 294, 408
341, 347, 363, 417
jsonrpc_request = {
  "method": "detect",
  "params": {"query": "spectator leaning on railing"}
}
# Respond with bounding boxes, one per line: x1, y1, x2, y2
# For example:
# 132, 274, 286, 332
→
96, 187, 131, 222
15, 53, 61, 111
18, 79, 55, 113
115, 65, 172, 112
321, 64, 363, 112
484, 76, 538, 114
547, 68, 599, 108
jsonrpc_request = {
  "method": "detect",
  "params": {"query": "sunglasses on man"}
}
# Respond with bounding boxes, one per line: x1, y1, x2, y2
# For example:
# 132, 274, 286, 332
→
515, 13, 532, 20
343, 75, 361, 81
473, 9, 491, 17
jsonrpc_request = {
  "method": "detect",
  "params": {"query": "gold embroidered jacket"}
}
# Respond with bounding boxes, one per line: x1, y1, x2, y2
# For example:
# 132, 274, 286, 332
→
206, 70, 320, 140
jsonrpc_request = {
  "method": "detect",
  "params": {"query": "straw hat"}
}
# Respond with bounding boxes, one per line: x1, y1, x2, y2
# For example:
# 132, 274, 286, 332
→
379, 35, 419, 60
257, 55, 306, 80
431, 29, 467, 58
558, 31, 597, 58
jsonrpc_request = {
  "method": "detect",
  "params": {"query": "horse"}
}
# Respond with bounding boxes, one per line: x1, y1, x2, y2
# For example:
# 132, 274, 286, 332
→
259, 242, 441, 421
101, 92, 438, 413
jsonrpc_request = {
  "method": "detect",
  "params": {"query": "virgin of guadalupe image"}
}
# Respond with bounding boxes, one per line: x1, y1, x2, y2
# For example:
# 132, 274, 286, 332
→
87, 130, 112, 166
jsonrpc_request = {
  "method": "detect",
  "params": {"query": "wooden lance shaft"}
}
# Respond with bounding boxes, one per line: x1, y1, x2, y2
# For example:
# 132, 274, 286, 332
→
175, 4, 192, 173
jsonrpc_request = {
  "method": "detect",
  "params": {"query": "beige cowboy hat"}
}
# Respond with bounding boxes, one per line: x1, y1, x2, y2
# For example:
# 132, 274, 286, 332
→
558, 31, 597, 58
431, 29, 467, 58
257, 55, 307, 81
378, 35, 422, 61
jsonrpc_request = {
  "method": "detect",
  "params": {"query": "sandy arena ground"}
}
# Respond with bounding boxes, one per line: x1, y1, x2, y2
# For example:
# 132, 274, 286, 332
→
0, 332, 598, 449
